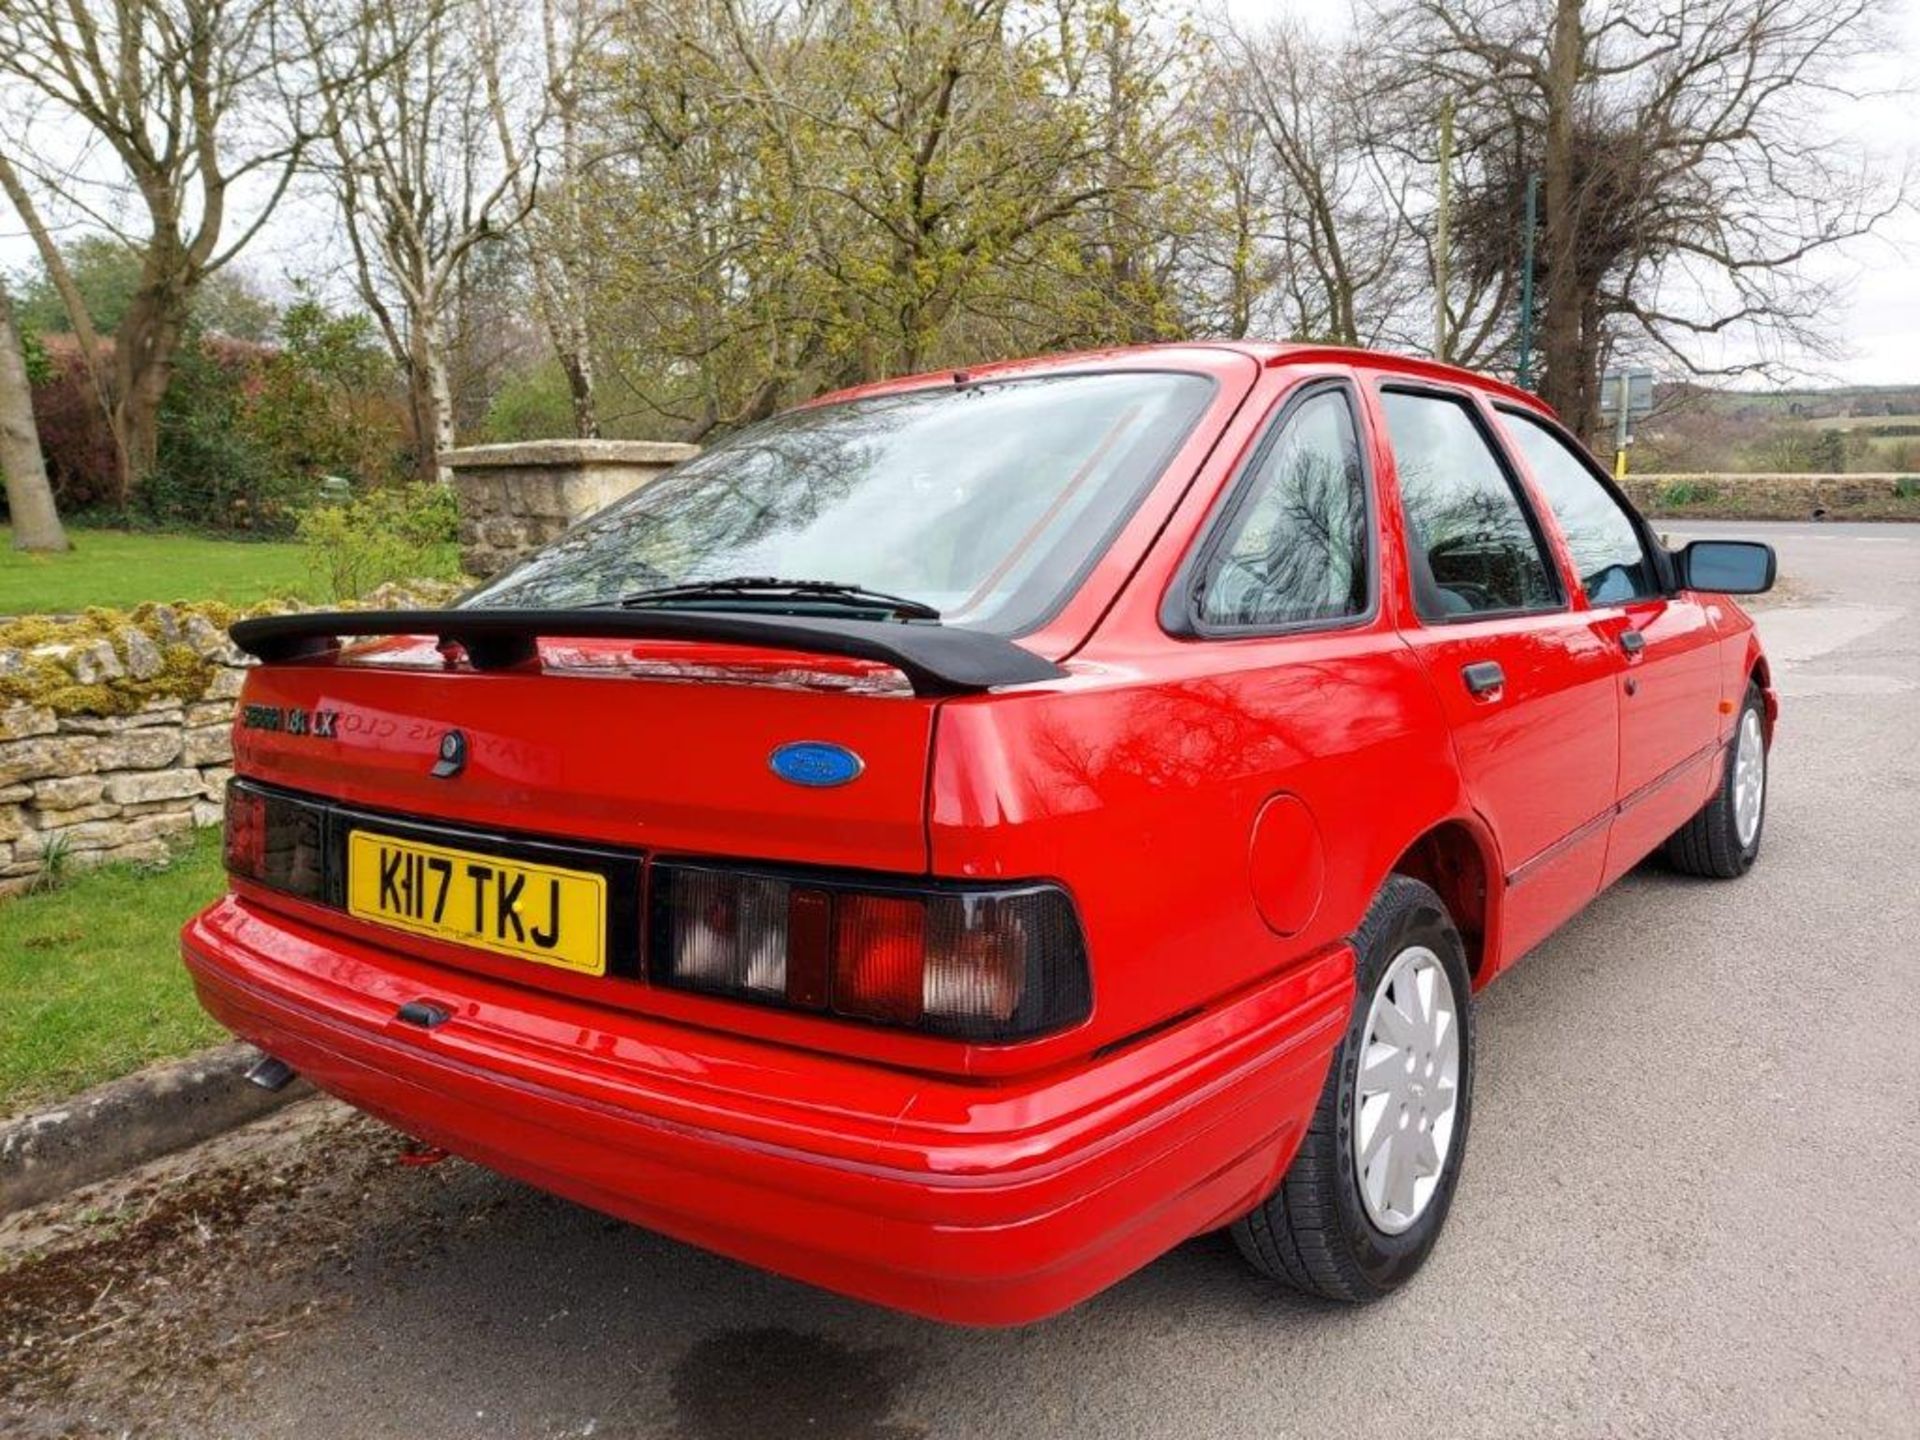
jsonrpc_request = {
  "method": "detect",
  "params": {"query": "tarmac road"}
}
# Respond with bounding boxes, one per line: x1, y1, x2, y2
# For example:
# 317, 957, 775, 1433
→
4, 520, 1916, 1440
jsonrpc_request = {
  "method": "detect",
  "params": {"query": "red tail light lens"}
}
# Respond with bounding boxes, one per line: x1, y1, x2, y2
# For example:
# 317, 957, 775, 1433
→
832, 894, 925, 1024
223, 780, 326, 902
224, 782, 266, 876
650, 862, 1091, 1041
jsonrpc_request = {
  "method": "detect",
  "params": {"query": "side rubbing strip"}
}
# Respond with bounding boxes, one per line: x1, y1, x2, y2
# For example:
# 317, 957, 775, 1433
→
229, 609, 1069, 698
1504, 737, 1725, 888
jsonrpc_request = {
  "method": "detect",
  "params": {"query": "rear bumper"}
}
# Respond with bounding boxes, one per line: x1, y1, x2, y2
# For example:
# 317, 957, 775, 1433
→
182, 895, 1350, 1325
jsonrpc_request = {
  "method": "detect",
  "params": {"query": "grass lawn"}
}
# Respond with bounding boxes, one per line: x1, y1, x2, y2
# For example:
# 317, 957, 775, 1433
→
0, 526, 317, 614
0, 829, 228, 1113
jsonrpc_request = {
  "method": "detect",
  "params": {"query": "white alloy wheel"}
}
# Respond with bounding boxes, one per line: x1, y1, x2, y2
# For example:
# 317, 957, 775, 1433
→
1352, 945, 1461, 1235
1733, 706, 1766, 848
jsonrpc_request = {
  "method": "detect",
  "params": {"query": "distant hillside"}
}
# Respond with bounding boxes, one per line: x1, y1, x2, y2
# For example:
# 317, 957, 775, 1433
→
1636, 383, 1920, 474
1674, 384, 1920, 422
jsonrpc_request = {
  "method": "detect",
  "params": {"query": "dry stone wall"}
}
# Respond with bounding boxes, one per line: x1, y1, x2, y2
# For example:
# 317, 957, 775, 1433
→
0, 620, 239, 897
0, 583, 455, 898
1626, 471, 1919, 520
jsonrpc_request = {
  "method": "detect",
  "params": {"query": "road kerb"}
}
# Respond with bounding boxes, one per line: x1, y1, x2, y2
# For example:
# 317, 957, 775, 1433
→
0, 1043, 312, 1215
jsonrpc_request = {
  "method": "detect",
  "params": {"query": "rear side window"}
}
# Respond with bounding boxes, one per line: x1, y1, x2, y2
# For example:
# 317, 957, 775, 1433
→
1499, 409, 1659, 603
1191, 388, 1370, 630
1379, 390, 1559, 619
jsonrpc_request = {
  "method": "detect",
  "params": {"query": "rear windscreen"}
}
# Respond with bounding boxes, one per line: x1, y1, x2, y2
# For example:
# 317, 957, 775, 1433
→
463, 371, 1215, 635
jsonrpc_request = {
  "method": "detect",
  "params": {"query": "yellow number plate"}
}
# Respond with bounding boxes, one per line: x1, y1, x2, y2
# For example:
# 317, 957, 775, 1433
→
346, 831, 608, 976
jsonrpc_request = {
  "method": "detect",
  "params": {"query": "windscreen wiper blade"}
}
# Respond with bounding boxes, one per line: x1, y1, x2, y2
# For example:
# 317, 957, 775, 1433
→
595, 576, 941, 622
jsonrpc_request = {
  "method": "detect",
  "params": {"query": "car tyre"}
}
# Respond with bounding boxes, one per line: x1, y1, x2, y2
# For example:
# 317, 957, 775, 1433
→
1663, 682, 1768, 879
1232, 874, 1474, 1303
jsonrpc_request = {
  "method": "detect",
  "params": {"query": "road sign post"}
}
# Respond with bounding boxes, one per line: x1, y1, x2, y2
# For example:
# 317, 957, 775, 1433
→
1599, 369, 1655, 478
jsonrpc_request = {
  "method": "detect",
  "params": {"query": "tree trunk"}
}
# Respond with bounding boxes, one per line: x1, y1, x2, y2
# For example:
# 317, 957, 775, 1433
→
0, 279, 69, 552
112, 260, 194, 501
559, 344, 599, 439
0, 150, 128, 489
409, 316, 457, 484
1537, 0, 1587, 436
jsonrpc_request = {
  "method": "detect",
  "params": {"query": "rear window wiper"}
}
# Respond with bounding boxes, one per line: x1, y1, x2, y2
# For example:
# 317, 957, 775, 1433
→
591, 576, 941, 622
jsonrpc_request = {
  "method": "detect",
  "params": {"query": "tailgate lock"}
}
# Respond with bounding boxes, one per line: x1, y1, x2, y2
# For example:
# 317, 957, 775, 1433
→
395, 1000, 453, 1029
430, 729, 468, 779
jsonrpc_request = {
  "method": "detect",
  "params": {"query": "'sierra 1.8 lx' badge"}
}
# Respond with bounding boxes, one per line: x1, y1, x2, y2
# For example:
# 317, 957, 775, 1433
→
240, 704, 339, 738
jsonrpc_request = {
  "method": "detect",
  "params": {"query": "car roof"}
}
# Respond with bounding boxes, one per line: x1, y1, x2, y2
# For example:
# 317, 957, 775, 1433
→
805, 341, 1559, 423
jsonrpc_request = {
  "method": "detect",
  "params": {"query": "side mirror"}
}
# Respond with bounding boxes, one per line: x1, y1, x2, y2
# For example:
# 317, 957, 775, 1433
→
1676, 539, 1776, 595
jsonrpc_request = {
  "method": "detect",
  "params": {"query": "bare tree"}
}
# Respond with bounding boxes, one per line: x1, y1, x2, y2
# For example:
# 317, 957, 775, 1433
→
1207, 18, 1422, 348
480, 0, 606, 437
1376, 0, 1905, 438
0, 0, 324, 501
0, 277, 70, 552
300, 0, 534, 479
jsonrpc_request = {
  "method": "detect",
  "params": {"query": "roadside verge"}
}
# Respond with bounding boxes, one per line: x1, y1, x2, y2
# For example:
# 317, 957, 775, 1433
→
1628, 471, 1920, 521
0, 1042, 310, 1215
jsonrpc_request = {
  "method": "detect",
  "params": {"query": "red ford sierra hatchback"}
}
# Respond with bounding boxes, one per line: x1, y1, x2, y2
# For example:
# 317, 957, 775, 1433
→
185, 343, 1777, 1324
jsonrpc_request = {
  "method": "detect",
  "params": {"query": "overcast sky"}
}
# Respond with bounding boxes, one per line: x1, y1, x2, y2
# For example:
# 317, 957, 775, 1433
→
4, 0, 1916, 388
1219, 0, 1920, 388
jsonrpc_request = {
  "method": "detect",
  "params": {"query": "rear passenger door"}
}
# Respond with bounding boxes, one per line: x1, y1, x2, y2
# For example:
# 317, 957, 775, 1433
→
1369, 383, 1625, 969
1494, 407, 1727, 883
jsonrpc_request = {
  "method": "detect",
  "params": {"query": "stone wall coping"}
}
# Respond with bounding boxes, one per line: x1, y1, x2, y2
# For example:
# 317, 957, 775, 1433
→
1633, 472, 1913, 481
442, 440, 700, 469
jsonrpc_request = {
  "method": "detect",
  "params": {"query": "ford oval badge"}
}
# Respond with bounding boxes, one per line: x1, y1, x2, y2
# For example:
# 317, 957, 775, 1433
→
770, 741, 864, 788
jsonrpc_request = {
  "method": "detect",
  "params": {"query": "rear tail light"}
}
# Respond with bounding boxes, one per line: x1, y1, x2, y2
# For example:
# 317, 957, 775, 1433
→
662, 867, 790, 999
652, 862, 1091, 1040
832, 892, 926, 1024
223, 780, 326, 902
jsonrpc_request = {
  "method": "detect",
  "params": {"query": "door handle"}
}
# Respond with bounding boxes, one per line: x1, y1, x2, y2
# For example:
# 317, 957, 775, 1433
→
1618, 629, 1646, 656
1462, 660, 1505, 697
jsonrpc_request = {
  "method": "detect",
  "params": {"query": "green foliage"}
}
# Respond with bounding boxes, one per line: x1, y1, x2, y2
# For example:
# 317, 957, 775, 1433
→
28, 831, 73, 895
1812, 428, 1846, 473
12, 237, 278, 342
1658, 480, 1720, 507
589, 0, 1209, 433
194, 268, 281, 342
142, 336, 313, 533
1894, 476, 1920, 499
297, 483, 459, 601
1751, 427, 1821, 473
125, 294, 408, 534
16, 318, 50, 386
11, 235, 145, 336
480, 359, 578, 442
0, 828, 226, 1109
251, 291, 408, 487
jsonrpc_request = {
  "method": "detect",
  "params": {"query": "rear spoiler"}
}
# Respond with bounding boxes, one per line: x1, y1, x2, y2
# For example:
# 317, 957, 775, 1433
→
227, 608, 1068, 698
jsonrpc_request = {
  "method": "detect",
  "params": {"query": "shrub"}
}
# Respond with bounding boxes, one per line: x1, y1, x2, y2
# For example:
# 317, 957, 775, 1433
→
250, 294, 410, 487
27, 293, 410, 531
28, 336, 122, 512
479, 359, 578, 442
1658, 480, 1720, 507
297, 483, 459, 601
141, 335, 312, 534
1812, 428, 1846, 473
1894, 476, 1920, 500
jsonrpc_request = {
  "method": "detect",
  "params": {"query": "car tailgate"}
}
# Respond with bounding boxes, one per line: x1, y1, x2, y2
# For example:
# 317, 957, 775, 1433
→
231, 636, 938, 873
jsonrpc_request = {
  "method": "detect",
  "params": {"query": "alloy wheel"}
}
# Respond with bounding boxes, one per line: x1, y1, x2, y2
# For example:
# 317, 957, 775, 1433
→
1733, 707, 1766, 848
1352, 945, 1461, 1235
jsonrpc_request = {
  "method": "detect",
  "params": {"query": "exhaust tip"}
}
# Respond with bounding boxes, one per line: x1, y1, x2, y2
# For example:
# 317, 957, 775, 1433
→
244, 1054, 298, 1092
